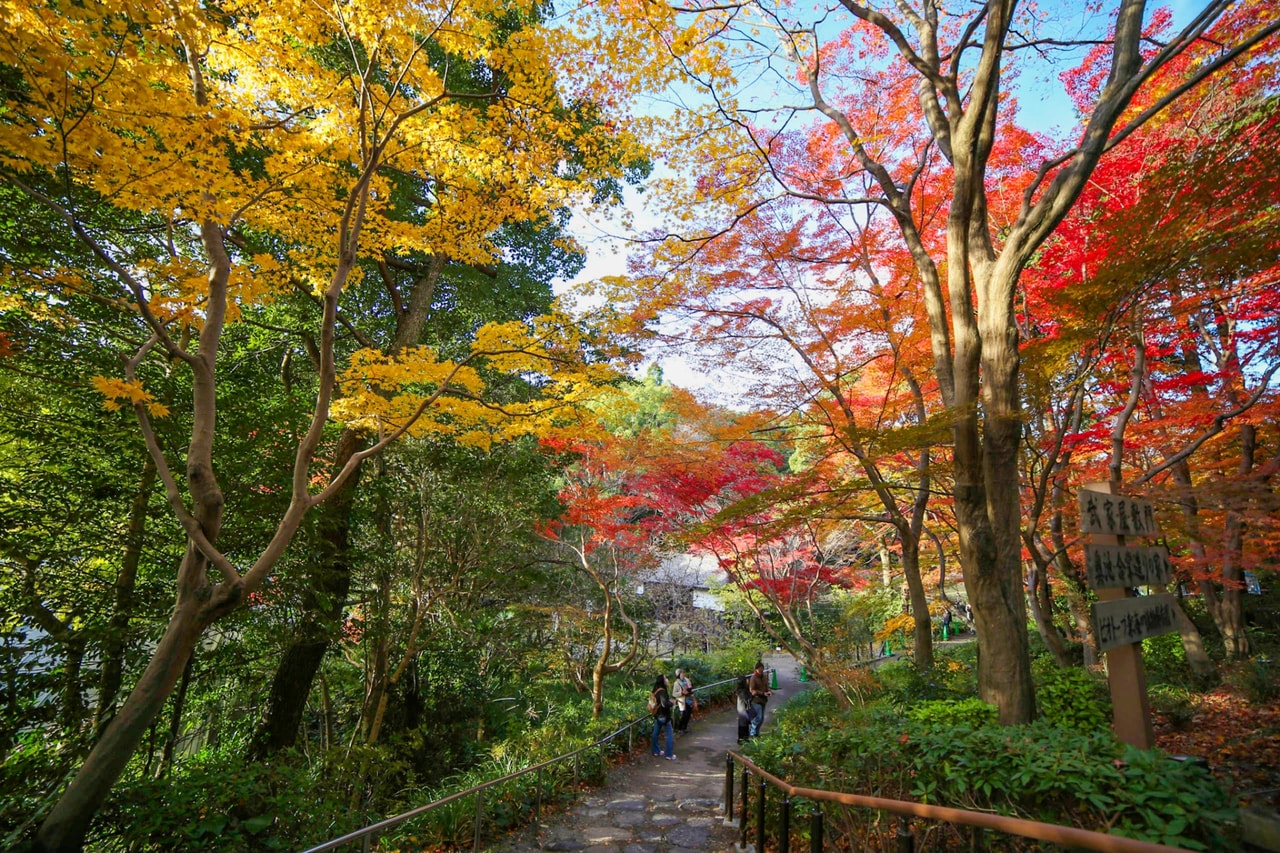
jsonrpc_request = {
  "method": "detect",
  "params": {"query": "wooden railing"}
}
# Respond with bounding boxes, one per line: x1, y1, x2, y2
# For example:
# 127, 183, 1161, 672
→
724, 750, 1200, 853
299, 673, 747, 853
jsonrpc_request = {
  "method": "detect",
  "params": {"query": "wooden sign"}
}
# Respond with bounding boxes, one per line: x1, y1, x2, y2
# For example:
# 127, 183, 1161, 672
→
1079, 489, 1158, 537
1084, 544, 1172, 589
1093, 593, 1179, 653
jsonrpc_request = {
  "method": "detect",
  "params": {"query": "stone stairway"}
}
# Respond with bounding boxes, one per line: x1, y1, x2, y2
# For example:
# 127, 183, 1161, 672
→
485, 653, 805, 853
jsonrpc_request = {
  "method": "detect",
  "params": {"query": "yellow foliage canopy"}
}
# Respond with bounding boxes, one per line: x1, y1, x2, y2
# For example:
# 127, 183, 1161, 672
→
1, 0, 676, 438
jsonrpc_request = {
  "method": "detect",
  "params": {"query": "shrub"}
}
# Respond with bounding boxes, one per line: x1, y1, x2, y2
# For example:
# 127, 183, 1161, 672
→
906, 698, 997, 729
930, 645, 979, 696
873, 659, 966, 708
1148, 683, 1197, 729
1142, 631, 1192, 684
1036, 665, 1110, 734
762, 687, 844, 744
96, 750, 352, 852
1238, 655, 1277, 704
697, 637, 763, 682
748, 701, 1235, 851
906, 721, 1234, 850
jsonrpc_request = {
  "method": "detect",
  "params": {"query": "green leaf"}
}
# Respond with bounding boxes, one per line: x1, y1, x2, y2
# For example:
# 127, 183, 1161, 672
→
196, 815, 228, 836
243, 815, 274, 834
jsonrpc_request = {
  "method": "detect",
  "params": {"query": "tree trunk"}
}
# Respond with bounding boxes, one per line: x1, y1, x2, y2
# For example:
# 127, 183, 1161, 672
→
61, 637, 87, 739
1026, 558, 1071, 668
249, 258, 440, 757
1168, 454, 1239, 664
94, 456, 157, 735
204, 695, 221, 752
951, 404, 1035, 719
901, 530, 933, 671
153, 651, 194, 779
320, 676, 333, 752
249, 430, 362, 758
1047, 494, 1097, 667
35, 575, 213, 852
1219, 423, 1255, 658
952, 360, 1035, 721
1168, 584, 1215, 680
1067, 592, 1098, 668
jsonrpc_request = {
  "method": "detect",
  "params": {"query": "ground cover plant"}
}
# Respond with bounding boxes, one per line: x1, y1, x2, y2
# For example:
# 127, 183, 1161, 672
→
67, 651, 754, 852
743, 643, 1242, 851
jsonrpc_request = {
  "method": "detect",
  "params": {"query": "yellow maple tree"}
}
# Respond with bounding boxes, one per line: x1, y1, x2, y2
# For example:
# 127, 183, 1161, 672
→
0, 0, 678, 847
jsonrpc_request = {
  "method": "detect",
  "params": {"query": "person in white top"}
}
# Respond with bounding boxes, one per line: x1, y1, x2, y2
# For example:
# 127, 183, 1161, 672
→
672, 668, 694, 732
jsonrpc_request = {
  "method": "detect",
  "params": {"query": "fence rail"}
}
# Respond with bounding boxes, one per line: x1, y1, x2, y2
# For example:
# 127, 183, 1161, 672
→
723, 750, 1200, 853
301, 673, 748, 853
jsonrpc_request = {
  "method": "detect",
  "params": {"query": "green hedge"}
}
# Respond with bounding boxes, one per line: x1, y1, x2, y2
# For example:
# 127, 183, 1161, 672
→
747, 696, 1234, 851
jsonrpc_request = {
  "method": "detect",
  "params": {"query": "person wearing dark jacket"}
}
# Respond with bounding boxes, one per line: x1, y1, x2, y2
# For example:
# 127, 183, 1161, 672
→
747, 661, 771, 737
650, 674, 676, 759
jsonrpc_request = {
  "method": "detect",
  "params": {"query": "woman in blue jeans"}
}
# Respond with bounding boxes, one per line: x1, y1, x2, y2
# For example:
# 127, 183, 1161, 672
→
747, 661, 771, 737
650, 674, 675, 760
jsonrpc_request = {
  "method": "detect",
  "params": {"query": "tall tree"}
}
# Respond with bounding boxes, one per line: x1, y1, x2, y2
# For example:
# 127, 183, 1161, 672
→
249, 211, 587, 759
1025, 64, 1280, 660
0, 1, 647, 848
540, 435, 653, 719
617, 0, 1280, 722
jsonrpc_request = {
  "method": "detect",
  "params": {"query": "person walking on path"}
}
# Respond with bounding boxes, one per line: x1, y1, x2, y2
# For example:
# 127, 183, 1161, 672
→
650, 674, 676, 760
734, 675, 754, 743
485, 651, 809, 853
672, 668, 694, 733
747, 660, 772, 737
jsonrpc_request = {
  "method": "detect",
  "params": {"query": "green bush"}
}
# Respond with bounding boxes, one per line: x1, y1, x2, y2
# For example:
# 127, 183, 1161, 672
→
1148, 683, 1197, 728
906, 698, 997, 729
759, 686, 844, 745
929, 644, 980, 696
693, 637, 762, 682
1142, 631, 1192, 684
905, 721, 1234, 850
1239, 655, 1277, 704
1035, 665, 1110, 734
747, 698, 1234, 851
873, 659, 967, 708
95, 750, 353, 852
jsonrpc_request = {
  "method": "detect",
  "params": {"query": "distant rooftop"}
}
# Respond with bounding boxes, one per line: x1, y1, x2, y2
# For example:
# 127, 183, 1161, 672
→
639, 552, 726, 589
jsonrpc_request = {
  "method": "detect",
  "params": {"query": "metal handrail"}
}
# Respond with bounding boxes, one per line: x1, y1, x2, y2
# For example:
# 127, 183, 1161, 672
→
301, 672, 748, 852
725, 750, 1200, 853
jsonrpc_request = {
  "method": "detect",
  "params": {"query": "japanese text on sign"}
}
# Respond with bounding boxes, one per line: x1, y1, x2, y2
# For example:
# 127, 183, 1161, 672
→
1078, 490, 1158, 537
1084, 545, 1172, 589
1093, 594, 1178, 652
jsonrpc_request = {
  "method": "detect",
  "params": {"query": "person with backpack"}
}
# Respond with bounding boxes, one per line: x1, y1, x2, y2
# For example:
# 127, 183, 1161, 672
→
734, 675, 754, 743
649, 674, 675, 760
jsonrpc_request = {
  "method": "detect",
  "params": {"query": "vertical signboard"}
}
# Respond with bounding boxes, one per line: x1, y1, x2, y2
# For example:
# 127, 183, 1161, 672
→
1079, 483, 1180, 750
